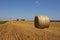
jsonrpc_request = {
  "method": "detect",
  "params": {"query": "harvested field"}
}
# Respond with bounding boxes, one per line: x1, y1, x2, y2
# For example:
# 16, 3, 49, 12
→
0, 21, 60, 40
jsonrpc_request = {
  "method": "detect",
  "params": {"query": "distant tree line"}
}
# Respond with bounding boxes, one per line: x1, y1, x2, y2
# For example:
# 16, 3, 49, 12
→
50, 20, 60, 22
16, 19, 25, 21
16, 19, 19, 21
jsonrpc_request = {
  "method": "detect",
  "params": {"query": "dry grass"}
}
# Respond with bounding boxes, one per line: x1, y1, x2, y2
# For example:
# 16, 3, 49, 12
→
0, 21, 60, 40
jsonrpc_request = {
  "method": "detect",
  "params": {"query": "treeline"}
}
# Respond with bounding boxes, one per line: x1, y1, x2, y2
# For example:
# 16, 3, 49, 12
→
50, 20, 60, 22
16, 19, 25, 21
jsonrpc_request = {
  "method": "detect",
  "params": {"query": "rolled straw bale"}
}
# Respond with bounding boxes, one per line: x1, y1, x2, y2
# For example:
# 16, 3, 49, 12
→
34, 16, 50, 29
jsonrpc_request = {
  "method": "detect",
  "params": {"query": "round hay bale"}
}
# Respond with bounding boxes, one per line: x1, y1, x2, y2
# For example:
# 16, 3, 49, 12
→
34, 16, 50, 29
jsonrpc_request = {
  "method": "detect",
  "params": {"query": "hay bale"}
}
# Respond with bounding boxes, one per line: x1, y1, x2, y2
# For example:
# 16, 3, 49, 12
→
34, 16, 50, 29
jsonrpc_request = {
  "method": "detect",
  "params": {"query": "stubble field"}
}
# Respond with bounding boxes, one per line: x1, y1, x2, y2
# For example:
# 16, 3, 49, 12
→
0, 21, 60, 40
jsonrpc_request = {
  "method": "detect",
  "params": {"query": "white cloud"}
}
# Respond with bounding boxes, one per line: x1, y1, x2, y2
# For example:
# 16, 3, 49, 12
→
35, 1, 40, 6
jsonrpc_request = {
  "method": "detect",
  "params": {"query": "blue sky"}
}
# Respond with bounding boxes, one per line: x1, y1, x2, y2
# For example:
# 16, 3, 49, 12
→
0, 0, 60, 20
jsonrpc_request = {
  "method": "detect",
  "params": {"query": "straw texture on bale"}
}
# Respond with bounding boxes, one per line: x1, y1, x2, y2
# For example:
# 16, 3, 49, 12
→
34, 16, 50, 29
